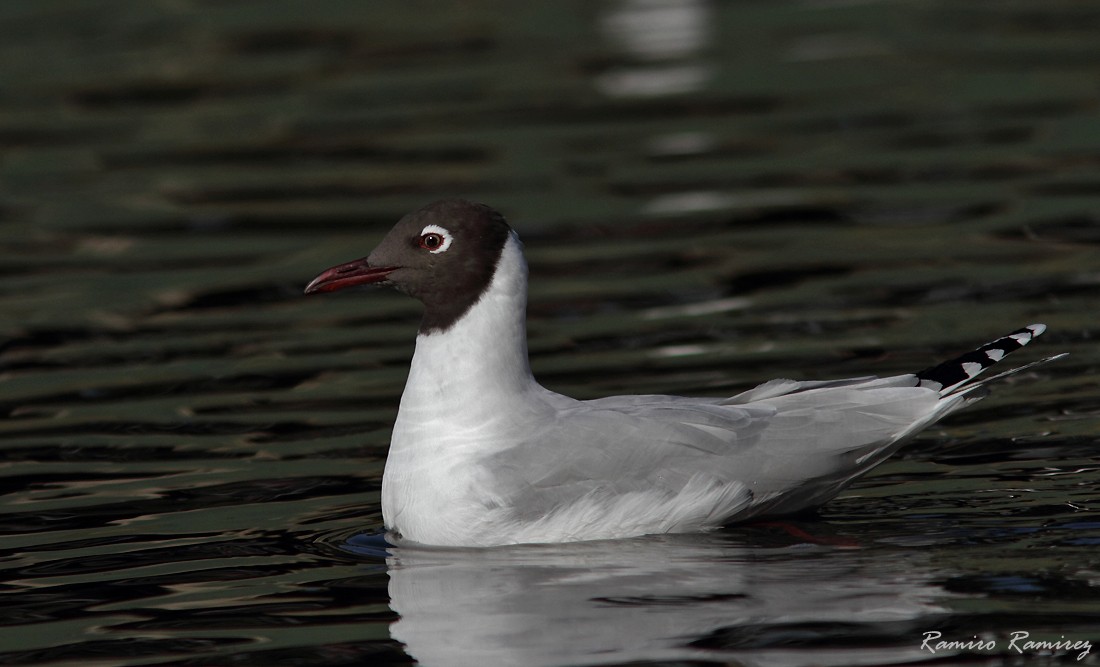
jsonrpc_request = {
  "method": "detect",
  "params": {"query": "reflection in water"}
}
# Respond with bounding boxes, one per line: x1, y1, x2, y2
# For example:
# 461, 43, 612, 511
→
597, 0, 713, 97
383, 532, 947, 666
646, 130, 718, 157
602, 0, 710, 60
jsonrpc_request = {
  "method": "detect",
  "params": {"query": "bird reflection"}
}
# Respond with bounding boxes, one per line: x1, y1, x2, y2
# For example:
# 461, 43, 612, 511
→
376, 530, 948, 666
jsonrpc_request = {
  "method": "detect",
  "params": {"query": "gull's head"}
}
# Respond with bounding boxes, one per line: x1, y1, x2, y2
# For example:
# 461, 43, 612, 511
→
305, 199, 514, 331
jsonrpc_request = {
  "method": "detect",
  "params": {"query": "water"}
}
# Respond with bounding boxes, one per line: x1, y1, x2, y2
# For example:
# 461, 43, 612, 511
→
3, 1, 1100, 665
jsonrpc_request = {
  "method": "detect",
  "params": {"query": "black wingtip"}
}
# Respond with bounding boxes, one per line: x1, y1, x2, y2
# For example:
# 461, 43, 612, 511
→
915, 324, 1048, 395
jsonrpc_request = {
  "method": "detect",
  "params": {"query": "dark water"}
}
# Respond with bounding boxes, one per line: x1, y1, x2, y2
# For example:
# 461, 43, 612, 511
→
3, 1, 1100, 665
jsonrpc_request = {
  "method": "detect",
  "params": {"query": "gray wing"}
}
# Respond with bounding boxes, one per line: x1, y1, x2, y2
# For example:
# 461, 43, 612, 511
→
483, 397, 775, 523
484, 377, 944, 524
721, 374, 914, 403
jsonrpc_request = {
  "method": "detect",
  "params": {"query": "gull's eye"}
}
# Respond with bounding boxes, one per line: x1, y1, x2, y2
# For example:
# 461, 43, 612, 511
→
420, 233, 442, 250
418, 225, 452, 254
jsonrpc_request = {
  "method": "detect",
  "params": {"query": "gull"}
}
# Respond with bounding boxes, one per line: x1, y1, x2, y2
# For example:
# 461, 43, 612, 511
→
305, 199, 1061, 547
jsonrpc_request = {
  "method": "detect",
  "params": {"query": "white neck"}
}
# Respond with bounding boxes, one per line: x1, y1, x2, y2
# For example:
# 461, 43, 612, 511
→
402, 232, 536, 416
383, 232, 551, 540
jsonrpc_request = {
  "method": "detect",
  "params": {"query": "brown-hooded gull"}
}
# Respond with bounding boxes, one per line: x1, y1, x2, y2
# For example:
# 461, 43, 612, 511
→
305, 199, 1061, 547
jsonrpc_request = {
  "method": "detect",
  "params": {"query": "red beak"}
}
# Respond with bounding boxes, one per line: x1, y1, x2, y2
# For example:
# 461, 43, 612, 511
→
304, 258, 398, 294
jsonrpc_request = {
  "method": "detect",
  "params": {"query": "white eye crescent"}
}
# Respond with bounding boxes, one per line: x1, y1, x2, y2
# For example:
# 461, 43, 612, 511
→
418, 224, 453, 254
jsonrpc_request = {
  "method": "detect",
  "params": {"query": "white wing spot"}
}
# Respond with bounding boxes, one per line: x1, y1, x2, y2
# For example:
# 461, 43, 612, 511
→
985, 348, 1005, 361
420, 224, 453, 254
961, 361, 984, 378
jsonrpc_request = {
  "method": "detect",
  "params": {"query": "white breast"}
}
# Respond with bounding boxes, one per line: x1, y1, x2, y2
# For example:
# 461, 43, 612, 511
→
381, 233, 559, 543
